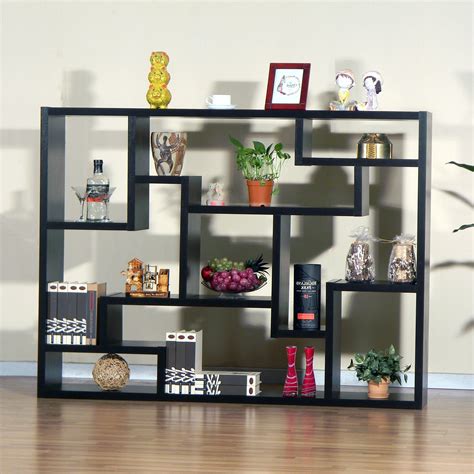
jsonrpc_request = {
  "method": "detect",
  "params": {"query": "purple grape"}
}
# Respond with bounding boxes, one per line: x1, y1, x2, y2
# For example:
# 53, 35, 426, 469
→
229, 282, 238, 291
231, 270, 238, 276
232, 274, 241, 283
221, 271, 229, 279
240, 278, 249, 287
239, 271, 247, 278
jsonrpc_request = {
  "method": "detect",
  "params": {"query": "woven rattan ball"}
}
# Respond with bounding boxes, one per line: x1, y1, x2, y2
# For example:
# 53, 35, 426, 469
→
92, 353, 130, 391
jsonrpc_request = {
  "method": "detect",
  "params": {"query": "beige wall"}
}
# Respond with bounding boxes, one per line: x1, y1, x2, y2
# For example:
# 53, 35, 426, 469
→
1, 1, 473, 374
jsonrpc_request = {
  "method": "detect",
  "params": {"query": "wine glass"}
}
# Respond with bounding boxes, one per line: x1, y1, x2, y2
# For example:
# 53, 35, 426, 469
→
102, 187, 116, 222
71, 186, 89, 222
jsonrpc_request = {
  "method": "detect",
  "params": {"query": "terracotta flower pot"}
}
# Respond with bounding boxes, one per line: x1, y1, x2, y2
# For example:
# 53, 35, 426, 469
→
246, 180, 273, 207
367, 379, 390, 399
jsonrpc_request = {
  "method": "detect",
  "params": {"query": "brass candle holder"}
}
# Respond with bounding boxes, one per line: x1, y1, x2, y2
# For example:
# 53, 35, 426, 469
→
357, 133, 392, 159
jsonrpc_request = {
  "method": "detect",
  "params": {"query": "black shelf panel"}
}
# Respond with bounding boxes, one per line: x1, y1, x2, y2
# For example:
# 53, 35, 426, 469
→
327, 279, 418, 293
189, 205, 355, 216
101, 293, 272, 309
40, 383, 157, 400
298, 158, 420, 167
274, 329, 326, 339
47, 221, 129, 230
44, 340, 166, 354
135, 175, 195, 184
45, 107, 421, 120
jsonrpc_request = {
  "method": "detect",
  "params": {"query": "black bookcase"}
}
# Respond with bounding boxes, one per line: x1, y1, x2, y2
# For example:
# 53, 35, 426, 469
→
38, 107, 431, 409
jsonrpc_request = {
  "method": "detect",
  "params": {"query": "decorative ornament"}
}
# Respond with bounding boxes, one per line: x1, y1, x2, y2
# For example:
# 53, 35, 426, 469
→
357, 133, 392, 159
151, 132, 187, 176
388, 234, 416, 283
329, 69, 357, 111
301, 346, 316, 397
345, 227, 376, 282
121, 258, 170, 298
206, 182, 225, 206
146, 51, 172, 109
356, 71, 383, 111
92, 353, 130, 391
283, 345, 298, 397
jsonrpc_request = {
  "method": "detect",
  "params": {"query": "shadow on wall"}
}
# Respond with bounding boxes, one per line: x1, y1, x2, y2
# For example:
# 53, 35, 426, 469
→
6, 72, 468, 368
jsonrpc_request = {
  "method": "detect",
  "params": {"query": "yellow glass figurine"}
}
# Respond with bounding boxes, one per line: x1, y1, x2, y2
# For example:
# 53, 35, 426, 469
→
146, 51, 171, 109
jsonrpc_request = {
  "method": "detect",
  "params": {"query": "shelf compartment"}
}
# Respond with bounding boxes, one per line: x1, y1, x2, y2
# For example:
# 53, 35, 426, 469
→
101, 293, 272, 309
327, 279, 418, 293
40, 382, 158, 400
297, 158, 419, 167
47, 221, 129, 230
330, 390, 415, 409
189, 205, 355, 216
45, 107, 422, 121
273, 328, 326, 339
44, 340, 166, 354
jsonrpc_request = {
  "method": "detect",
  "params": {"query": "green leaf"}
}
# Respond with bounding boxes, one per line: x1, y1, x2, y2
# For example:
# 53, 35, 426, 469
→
266, 144, 273, 155
253, 141, 266, 154
388, 345, 396, 356
354, 354, 364, 364
229, 135, 243, 149
453, 223, 474, 233
274, 143, 283, 152
447, 161, 474, 172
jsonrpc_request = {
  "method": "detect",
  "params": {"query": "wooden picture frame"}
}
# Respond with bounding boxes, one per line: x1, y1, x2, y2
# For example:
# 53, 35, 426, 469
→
265, 63, 311, 110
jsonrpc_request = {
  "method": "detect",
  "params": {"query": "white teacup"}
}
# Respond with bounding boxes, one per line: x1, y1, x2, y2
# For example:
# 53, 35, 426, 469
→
206, 94, 232, 106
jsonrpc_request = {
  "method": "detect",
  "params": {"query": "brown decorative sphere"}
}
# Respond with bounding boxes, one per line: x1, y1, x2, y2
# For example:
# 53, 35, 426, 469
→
92, 353, 130, 391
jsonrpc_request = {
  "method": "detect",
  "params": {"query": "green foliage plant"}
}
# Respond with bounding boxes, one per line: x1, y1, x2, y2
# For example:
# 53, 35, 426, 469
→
347, 345, 411, 385
229, 136, 291, 193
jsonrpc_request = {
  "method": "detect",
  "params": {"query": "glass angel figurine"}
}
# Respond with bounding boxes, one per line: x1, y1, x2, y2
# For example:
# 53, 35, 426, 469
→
206, 182, 225, 206
329, 69, 357, 111
357, 71, 383, 111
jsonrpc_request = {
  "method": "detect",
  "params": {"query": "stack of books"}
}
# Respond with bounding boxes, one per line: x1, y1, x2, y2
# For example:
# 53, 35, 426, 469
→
165, 330, 261, 396
46, 282, 106, 345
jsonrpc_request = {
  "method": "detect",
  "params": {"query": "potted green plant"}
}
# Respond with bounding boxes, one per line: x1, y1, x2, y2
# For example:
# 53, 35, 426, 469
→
348, 345, 411, 399
229, 136, 291, 207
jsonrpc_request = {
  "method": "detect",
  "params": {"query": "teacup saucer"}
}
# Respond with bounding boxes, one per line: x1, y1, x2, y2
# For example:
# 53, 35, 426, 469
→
207, 104, 236, 110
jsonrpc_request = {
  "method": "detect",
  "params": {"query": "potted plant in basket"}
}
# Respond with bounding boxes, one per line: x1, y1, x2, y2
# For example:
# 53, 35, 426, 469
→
229, 136, 291, 207
348, 345, 411, 399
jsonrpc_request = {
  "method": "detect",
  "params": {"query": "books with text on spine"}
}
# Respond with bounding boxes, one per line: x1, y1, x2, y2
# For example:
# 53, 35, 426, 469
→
46, 281, 106, 345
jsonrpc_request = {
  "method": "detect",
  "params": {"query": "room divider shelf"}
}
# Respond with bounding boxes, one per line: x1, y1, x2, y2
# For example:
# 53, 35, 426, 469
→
44, 340, 166, 354
38, 107, 431, 409
47, 221, 129, 230
188, 204, 356, 216
101, 293, 272, 309
297, 158, 420, 167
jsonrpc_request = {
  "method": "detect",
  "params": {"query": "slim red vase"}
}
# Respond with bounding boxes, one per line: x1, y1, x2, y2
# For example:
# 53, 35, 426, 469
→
283, 345, 298, 397
301, 346, 316, 397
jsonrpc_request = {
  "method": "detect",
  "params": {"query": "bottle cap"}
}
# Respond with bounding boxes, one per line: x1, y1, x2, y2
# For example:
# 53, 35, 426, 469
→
94, 159, 103, 165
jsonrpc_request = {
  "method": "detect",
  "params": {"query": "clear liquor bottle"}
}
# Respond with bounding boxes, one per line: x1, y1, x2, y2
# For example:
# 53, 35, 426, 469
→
86, 160, 109, 221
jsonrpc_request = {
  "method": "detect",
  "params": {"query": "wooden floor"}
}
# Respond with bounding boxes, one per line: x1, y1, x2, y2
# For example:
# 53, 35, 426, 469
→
0, 378, 472, 473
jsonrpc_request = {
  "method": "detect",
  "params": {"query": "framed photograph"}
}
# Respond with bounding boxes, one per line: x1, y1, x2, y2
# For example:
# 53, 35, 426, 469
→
265, 63, 311, 110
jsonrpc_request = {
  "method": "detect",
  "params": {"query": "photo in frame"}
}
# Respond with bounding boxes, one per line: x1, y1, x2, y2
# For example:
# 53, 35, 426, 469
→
265, 63, 311, 110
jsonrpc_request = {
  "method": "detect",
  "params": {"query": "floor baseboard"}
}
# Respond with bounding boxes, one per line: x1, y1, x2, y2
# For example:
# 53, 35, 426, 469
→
0, 362, 472, 390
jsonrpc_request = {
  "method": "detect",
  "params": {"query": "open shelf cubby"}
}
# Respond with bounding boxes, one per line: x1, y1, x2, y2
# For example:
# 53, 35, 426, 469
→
38, 107, 431, 409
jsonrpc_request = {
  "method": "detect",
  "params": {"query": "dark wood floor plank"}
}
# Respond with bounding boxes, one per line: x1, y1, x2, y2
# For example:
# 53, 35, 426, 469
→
0, 378, 472, 473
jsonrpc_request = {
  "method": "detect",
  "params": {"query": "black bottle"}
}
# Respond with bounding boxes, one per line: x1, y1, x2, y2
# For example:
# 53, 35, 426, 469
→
293, 264, 321, 330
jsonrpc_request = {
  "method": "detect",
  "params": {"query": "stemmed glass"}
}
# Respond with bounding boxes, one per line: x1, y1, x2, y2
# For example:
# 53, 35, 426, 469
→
102, 187, 116, 222
71, 186, 89, 222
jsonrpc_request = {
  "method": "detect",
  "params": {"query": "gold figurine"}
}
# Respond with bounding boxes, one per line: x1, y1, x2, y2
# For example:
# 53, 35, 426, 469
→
146, 51, 172, 109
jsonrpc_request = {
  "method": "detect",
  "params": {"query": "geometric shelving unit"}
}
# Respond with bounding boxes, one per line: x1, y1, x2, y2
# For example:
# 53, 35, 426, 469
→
38, 107, 431, 409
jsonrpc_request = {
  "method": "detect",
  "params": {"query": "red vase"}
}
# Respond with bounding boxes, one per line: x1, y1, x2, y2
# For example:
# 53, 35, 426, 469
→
301, 346, 316, 397
283, 346, 298, 397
